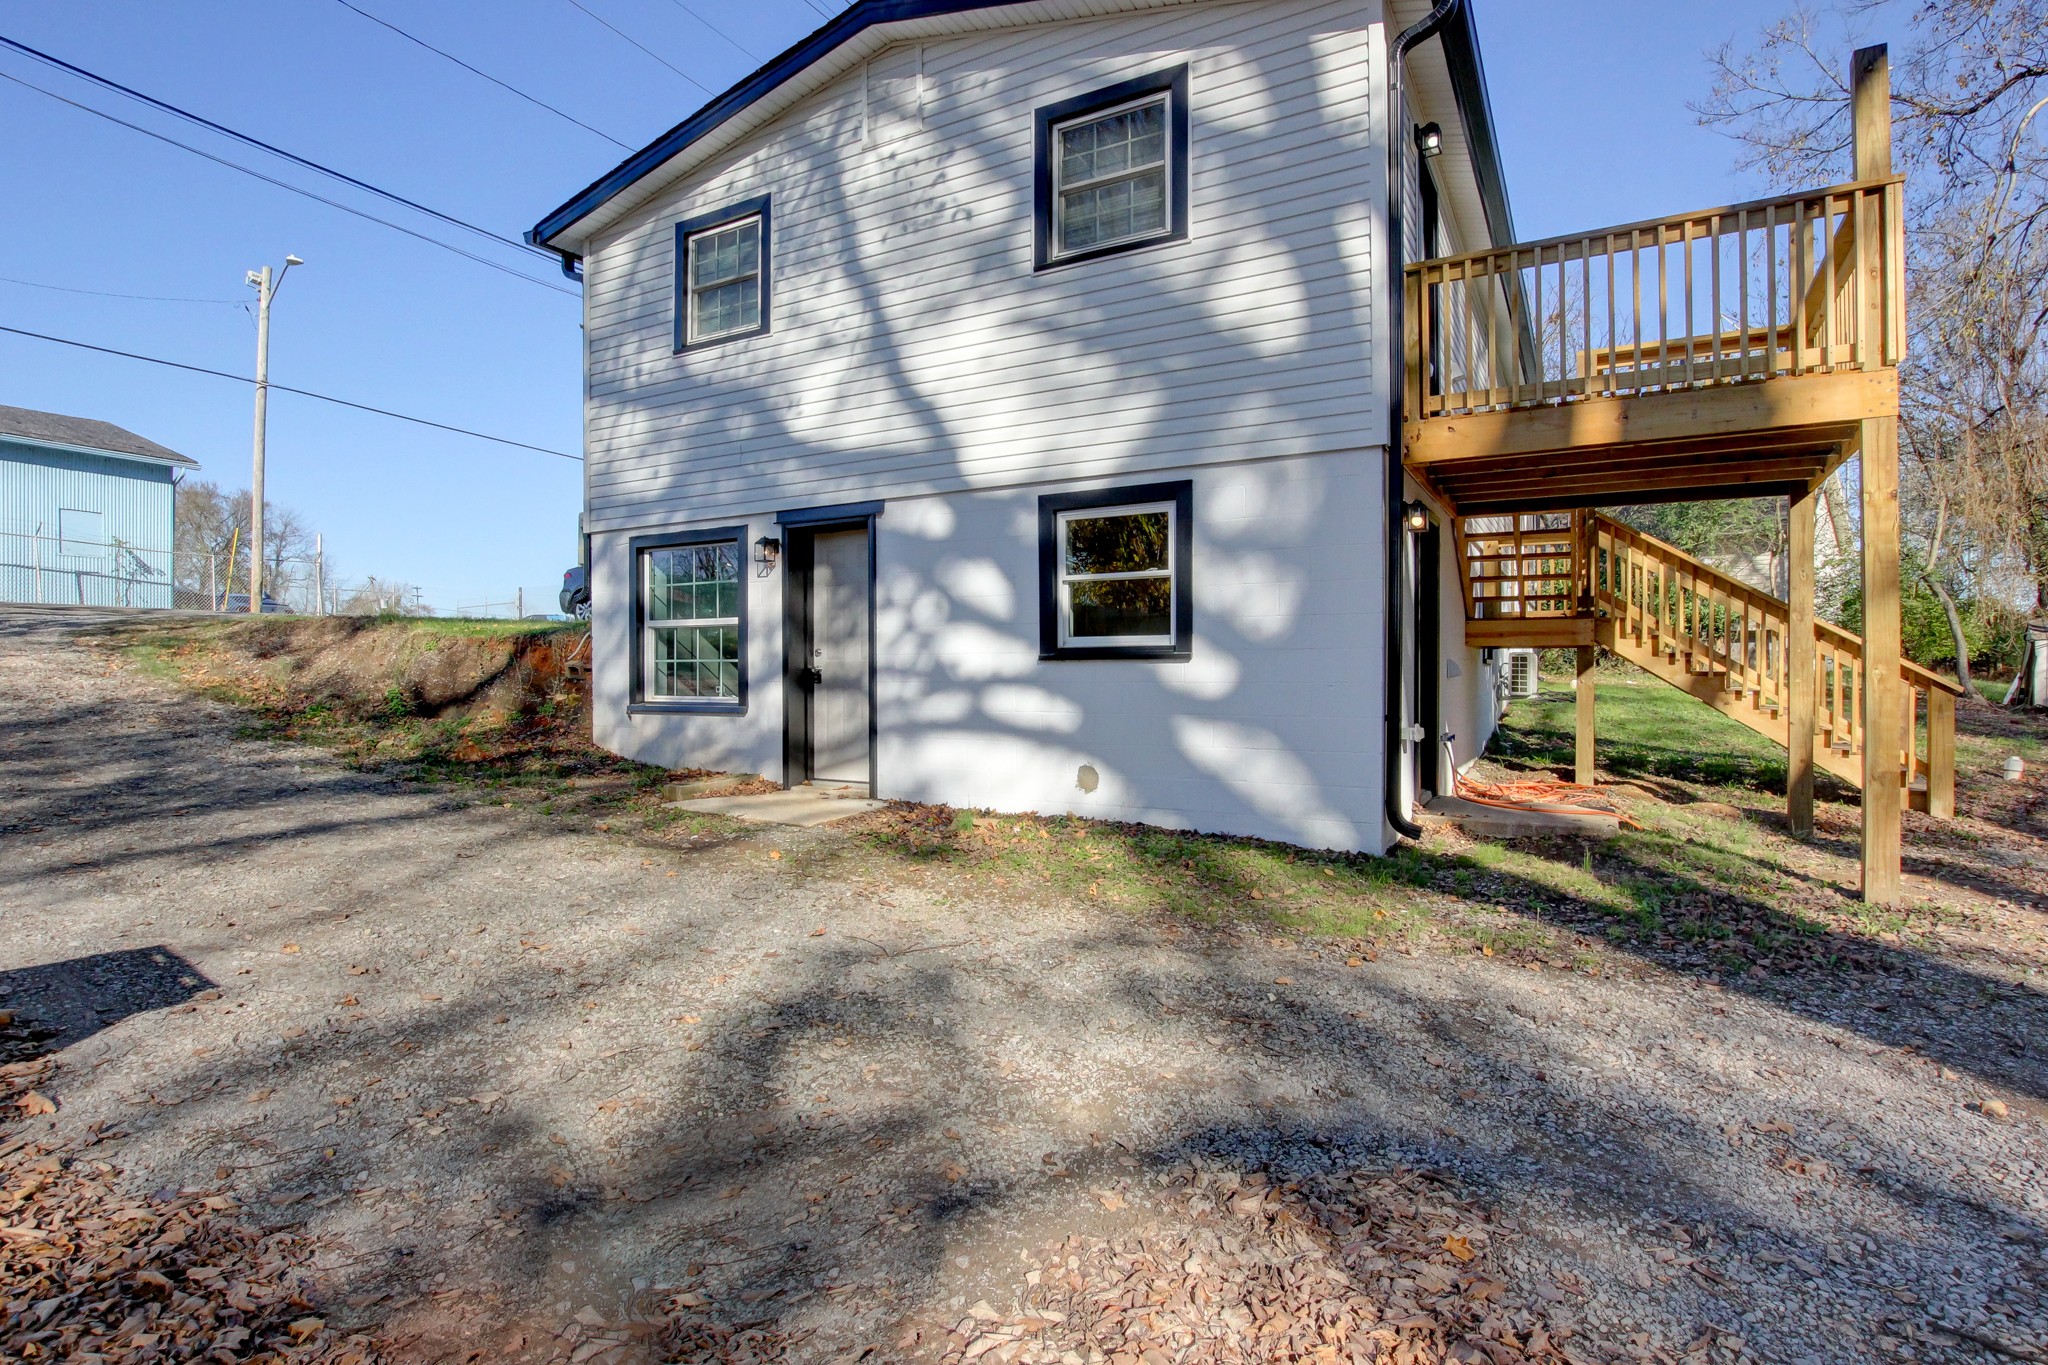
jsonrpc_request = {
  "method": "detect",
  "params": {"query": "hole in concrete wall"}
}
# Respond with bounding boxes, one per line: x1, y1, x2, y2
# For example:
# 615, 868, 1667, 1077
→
1075, 764, 1100, 794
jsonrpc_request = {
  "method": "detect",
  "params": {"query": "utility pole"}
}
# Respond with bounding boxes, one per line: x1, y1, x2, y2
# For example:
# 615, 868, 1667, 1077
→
246, 254, 304, 612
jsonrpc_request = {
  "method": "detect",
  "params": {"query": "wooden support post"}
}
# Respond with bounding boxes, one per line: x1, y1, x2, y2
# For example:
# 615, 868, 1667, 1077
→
1853, 43, 1902, 904
1575, 645, 1597, 786
1787, 488, 1817, 836
1926, 688, 1956, 820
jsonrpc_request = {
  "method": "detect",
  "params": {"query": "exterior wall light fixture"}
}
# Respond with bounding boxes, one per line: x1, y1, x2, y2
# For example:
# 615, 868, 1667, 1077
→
1415, 122, 1444, 158
1403, 501, 1431, 533
754, 535, 782, 571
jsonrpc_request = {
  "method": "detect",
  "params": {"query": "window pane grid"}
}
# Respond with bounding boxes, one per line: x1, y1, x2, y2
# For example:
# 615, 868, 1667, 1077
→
686, 217, 761, 342
1054, 96, 1170, 256
643, 542, 741, 701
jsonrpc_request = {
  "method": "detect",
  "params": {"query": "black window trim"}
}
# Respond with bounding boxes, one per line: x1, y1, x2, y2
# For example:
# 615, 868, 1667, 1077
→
1037, 479, 1193, 661
628, 524, 751, 714
673, 195, 772, 353
1033, 64, 1191, 272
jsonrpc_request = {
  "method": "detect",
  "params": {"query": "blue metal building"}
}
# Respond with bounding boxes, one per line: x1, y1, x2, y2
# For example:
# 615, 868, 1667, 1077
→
0, 404, 199, 608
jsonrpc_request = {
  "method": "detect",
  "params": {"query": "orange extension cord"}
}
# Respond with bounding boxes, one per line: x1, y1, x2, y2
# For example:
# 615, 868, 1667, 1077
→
1448, 769, 1645, 830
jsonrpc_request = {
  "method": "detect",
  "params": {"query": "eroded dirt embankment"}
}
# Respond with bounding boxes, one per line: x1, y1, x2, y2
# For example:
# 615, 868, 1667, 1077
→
123, 616, 590, 722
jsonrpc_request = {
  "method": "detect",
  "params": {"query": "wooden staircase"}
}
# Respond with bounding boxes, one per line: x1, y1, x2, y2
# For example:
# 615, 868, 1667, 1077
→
1458, 511, 1961, 815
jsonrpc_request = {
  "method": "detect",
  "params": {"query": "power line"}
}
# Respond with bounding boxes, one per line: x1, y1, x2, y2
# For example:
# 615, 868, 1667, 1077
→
0, 70, 578, 297
560, 0, 712, 94
0, 31, 560, 266
0, 323, 581, 462
330, 0, 632, 149
0, 273, 246, 305
796, 0, 834, 19
662, 0, 759, 60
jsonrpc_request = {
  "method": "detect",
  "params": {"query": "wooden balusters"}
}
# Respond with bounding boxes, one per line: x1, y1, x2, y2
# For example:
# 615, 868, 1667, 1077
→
1404, 176, 1904, 423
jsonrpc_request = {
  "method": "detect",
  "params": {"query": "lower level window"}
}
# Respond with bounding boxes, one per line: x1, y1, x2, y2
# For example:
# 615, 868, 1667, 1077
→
1058, 503, 1174, 644
1038, 480, 1192, 660
641, 540, 741, 701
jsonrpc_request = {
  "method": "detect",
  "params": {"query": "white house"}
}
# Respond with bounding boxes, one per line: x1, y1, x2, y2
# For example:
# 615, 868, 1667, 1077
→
529, 0, 1515, 853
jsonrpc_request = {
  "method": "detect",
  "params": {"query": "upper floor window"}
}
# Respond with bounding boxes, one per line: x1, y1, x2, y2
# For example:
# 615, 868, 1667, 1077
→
1034, 66, 1190, 270
674, 197, 770, 351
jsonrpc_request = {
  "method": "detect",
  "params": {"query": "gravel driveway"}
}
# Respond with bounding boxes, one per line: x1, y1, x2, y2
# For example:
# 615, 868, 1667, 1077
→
2, 606, 2044, 1365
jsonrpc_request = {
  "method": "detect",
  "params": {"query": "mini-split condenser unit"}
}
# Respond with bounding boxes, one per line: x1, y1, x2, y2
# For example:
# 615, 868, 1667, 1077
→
1505, 649, 1540, 699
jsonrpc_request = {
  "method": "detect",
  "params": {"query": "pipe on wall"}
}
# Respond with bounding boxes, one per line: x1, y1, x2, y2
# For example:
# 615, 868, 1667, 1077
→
1382, 0, 1462, 844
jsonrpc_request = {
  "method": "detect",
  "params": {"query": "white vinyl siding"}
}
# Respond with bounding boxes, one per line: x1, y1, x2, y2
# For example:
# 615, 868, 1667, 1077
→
581, 0, 1384, 532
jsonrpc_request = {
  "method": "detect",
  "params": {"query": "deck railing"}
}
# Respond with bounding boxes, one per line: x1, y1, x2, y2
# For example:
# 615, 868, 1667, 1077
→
1457, 513, 1584, 621
1405, 176, 1905, 421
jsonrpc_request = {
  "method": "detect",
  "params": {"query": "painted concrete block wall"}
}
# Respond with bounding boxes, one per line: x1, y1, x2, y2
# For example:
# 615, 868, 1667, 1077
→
579, 0, 1388, 531
591, 450, 1390, 852
877, 451, 1384, 849
588, 515, 790, 779
0, 442, 177, 608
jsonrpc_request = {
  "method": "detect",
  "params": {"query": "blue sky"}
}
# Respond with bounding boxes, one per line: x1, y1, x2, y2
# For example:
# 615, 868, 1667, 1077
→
0, 0, 1808, 612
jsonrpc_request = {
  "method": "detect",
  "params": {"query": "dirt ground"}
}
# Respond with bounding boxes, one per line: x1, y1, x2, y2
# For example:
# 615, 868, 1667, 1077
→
3, 605, 2045, 1365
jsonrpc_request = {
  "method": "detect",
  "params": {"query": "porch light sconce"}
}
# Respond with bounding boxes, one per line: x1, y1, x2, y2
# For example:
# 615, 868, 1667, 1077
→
753, 535, 782, 572
1403, 501, 1431, 533
1415, 122, 1444, 158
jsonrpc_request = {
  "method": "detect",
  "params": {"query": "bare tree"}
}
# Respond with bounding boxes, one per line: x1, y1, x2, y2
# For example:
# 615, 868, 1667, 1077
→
1698, 0, 2048, 690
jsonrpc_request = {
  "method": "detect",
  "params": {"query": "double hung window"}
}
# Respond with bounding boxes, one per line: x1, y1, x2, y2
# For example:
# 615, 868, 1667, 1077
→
1034, 67, 1189, 269
1055, 97, 1169, 254
1037, 481, 1193, 659
1057, 503, 1175, 645
674, 198, 770, 350
637, 536, 744, 706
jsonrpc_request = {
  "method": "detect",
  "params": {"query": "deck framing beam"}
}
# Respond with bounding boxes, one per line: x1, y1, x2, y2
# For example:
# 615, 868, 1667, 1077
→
1403, 368, 1897, 467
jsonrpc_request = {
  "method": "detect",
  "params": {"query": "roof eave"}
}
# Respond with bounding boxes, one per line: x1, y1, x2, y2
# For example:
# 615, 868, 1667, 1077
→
1437, 0, 1512, 246
0, 432, 198, 469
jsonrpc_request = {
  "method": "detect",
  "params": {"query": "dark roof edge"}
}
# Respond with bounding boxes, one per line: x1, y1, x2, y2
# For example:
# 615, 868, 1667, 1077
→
0, 432, 199, 468
1437, 1, 1513, 246
530, 0, 1023, 251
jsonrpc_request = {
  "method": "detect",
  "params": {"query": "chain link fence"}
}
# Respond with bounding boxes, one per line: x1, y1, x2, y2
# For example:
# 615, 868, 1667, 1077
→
0, 529, 425, 615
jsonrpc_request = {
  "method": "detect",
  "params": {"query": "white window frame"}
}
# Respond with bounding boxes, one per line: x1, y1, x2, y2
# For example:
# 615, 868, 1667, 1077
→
1049, 92, 1176, 261
639, 541, 742, 703
682, 214, 764, 346
1055, 500, 1177, 648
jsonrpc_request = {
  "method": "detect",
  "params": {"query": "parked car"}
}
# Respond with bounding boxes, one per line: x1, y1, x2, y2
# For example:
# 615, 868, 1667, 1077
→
560, 565, 590, 619
215, 592, 286, 613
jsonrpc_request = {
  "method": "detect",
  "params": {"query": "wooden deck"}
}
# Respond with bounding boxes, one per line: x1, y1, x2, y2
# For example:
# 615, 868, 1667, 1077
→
1402, 176, 1904, 516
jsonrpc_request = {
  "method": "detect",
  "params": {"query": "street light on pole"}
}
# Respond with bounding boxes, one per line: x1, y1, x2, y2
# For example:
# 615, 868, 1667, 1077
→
246, 254, 303, 612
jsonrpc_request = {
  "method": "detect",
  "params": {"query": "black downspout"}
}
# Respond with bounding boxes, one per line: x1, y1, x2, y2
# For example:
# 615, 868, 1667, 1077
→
1383, 0, 1462, 844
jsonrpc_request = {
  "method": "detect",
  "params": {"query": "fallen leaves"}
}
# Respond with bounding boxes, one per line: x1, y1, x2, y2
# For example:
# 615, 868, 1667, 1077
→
1, 1065, 385, 1364
16, 1090, 56, 1116
926, 1164, 1587, 1365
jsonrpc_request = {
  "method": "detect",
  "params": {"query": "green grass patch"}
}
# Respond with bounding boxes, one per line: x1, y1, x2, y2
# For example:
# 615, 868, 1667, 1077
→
1492, 678, 1789, 791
